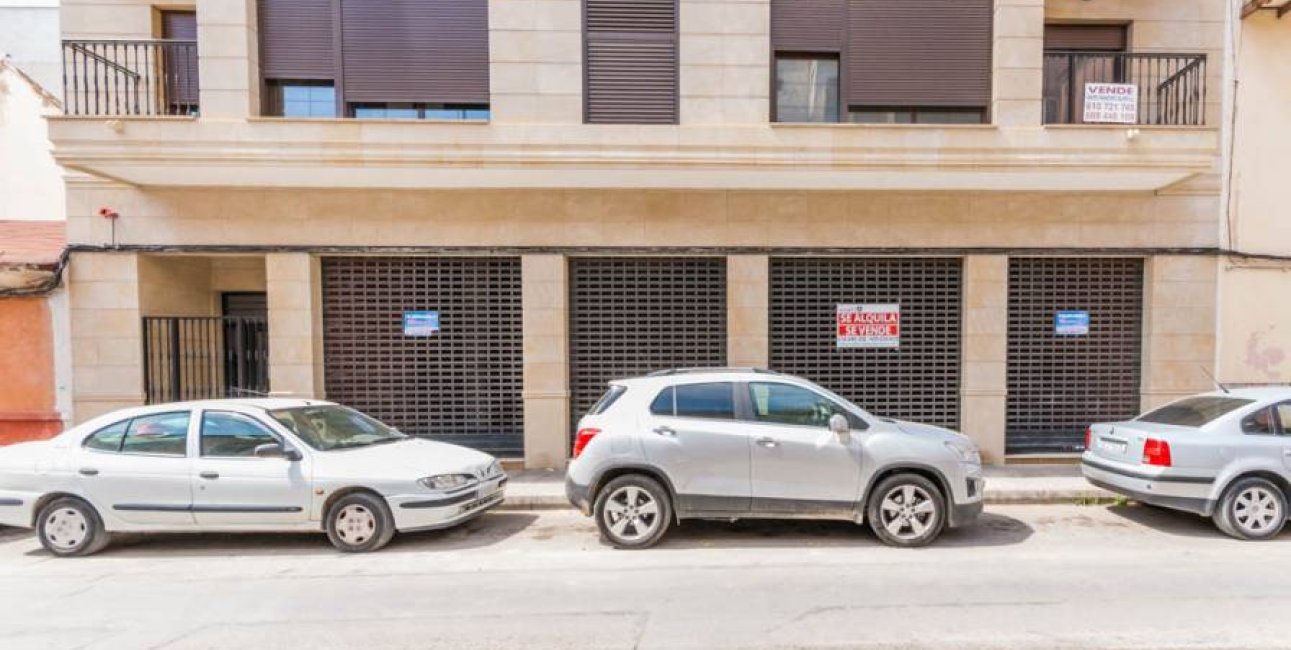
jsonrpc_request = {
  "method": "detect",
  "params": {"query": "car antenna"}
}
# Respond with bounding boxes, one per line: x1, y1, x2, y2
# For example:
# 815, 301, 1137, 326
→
1198, 365, 1230, 394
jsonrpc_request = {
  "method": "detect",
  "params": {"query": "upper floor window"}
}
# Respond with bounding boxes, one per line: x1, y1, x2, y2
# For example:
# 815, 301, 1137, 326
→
583, 0, 679, 124
258, 0, 490, 119
265, 80, 338, 118
770, 0, 992, 125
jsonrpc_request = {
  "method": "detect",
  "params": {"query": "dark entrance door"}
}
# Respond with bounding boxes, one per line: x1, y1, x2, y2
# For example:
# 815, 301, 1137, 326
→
221, 293, 269, 398
160, 10, 199, 114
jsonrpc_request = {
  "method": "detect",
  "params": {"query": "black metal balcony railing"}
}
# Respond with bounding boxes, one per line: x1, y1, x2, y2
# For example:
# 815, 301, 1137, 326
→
1043, 51, 1207, 126
62, 39, 199, 117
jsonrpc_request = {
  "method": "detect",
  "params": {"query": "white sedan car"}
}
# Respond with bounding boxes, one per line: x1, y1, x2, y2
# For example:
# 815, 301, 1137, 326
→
0, 399, 507, 556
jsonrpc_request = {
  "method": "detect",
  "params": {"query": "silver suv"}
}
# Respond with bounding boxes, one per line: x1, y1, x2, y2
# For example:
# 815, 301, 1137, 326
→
565, 369, 984, 548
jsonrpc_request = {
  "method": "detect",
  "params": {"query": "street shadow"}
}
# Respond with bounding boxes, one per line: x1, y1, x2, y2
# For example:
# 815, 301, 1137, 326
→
1103, 503, 1291, 541
20, 512, 540, 559
640, 511, 1033, 551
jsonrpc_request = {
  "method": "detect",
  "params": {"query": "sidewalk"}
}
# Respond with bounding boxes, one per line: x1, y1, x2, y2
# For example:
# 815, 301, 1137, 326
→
499, 464, 1114, 511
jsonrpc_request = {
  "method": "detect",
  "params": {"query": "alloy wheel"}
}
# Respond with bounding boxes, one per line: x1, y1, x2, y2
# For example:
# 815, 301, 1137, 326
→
602, 485, 661, 543
335, 504, 377, 546
44, 507, 89, 551
1232, 486, 1283, 536
878, 484, 938, 541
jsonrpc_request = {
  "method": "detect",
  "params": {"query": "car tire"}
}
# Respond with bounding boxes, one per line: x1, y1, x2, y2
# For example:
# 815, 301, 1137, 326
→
36, 497, 111, 557
867, 473, 947, 548
594, 474, 673, 550
1214, 477, 1287, 541
325, 492, 396, 553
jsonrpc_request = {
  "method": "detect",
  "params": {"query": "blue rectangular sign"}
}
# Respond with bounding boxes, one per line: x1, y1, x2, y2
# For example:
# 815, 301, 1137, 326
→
1055, 310, 1090, 336
403, 310, 440, 337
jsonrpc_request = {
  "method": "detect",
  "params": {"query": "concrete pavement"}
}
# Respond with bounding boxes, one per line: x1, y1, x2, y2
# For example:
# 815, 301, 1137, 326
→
1, 504, 1287, 649
501, 463, 1114, 510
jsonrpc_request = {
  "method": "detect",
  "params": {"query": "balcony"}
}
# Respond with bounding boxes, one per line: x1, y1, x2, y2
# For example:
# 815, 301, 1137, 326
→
61, 39, 199, 116
1043, 52, 1208, 126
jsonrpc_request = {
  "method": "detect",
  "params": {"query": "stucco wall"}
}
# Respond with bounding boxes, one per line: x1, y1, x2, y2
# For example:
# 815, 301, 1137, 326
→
0, 296, 60, 443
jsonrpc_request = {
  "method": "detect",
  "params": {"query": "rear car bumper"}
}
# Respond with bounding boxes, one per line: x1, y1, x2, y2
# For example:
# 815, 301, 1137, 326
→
388, 476, 508, 533
1081, 455, 1215, 516
566, 475, 592, 516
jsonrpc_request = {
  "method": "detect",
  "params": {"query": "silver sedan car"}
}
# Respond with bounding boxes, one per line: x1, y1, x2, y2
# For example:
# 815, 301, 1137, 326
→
1082, 387, 1291, 540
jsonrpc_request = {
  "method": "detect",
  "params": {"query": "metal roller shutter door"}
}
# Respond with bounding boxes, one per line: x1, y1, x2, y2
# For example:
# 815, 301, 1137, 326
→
770, 258, 962, 429
321, 257, 523, 456
1006, 258, 1144, 454
569, 257, 727, 428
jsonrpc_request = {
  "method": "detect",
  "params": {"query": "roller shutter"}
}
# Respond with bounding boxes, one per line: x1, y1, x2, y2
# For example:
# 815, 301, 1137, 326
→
1006, 258, 1144, 454
257, 0, 336, 80
569, 258, 727, 427
771, 0, 845, 53
584, 0, 679, 124
769, 258, 962, 429
321, 257, 523, 456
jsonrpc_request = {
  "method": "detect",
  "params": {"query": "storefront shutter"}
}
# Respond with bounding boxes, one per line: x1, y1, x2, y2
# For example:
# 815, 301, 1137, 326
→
257, 0, 336, 80
584, 0, 679, 124
1044, 24, 1128, 51
845, 0, 993, 109
340, 0, 490, 104
771, 0, 845, 53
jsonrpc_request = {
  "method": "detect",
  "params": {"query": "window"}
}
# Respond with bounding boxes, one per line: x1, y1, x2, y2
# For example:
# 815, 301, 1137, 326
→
1276, 403, 1291, 434
1138, 396, 1254, 427
775, 55, 839, 123
83, 420, 128, 452
675, 383, 735, 419
1242, 408, 1278, 435
265, 80, 337, 117
589, 385, 628, 416
120, 412, 191, 457
650, 383, 735, 419
201, 412, 281, 458
848, 108, 985, 125
268, 405, 405, 451
584, 0, 679, 124
747, 382, 861, 429
349, 103, 490, 120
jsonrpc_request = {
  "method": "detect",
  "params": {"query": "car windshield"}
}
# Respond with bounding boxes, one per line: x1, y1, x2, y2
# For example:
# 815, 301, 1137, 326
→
1137, 396, 1255, 427
267, 405, 406, 451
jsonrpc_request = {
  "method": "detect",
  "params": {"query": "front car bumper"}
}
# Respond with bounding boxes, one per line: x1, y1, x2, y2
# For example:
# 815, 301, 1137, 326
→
388, 475, 508, 533
0, 489, 36, 529
1081, 455, 1215, 516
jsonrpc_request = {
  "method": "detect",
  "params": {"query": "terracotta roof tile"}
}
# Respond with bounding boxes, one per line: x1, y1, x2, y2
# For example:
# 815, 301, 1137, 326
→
0, 221, 66, 267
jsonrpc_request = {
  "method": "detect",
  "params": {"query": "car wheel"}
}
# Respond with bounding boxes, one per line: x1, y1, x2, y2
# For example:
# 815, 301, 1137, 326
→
867, 473, 947, 548
1214, 477, 1287, 541
325, 492, 396, 553
594, 475, 673, 549
37, 497, 111, 557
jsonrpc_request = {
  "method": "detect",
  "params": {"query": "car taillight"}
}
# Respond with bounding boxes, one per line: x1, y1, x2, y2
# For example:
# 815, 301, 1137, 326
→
1084, 426, 1092, 450
573, 428, 601, 459
1143, 438, 1172, 467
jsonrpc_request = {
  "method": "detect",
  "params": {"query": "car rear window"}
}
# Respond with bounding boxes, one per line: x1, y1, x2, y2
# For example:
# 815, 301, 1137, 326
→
1137, 396, 1255, 427
650, 383, 736, 420
588, 385, 627, 415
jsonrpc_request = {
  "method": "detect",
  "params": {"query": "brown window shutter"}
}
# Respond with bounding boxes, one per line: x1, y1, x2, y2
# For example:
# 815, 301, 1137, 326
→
340, 0, 490, 105
771, 0, 845, 53
1044, 24, 1128, 51
584, 0, 678, 124
257, 0, 336, 80
845, 0, 993, 110
160, 11, 199, 108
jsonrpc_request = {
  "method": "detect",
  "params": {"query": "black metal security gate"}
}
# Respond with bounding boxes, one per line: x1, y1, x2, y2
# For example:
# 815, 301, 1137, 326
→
569, 257, 727, 427
770, 258, 962, 429
143, 316, 269, 403
321, 257, 524, 456
1007, 258, 1144, 454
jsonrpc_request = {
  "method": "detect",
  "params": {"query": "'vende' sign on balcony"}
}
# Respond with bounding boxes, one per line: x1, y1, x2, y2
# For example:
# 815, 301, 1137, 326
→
1083, 83, 1139, 124
837, 304, 900, 349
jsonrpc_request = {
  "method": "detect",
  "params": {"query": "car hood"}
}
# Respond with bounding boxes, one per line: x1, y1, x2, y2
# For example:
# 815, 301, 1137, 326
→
889, 419, 972, 445
309, 438, 496, 480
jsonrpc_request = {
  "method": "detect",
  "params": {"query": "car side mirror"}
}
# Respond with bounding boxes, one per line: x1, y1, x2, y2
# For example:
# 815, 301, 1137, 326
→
829, 414, 850, 436
255, 442, 302, 461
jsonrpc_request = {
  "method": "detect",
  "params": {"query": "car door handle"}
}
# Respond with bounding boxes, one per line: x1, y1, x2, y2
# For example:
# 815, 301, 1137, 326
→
755, 437, 779, 448
199, 471, 220, 480
653, 426, 676, 437
78, 467, 98, 477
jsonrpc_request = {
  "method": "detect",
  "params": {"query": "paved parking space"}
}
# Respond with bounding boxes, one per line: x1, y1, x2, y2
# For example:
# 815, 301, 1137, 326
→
0, 505, 1288, 649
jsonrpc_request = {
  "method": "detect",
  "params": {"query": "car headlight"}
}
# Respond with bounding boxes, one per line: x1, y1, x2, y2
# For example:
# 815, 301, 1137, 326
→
945, 440, 981, 465
486, 459, 502, 477
419, 474, 474, 490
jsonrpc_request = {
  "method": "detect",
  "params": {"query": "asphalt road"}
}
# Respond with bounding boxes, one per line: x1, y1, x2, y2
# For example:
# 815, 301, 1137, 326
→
0, 504, 1288, 649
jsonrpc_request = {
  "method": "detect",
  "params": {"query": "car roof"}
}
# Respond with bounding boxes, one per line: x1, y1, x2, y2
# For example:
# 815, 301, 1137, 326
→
611, 368, 805, 386
1192, 386, 1291, 401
